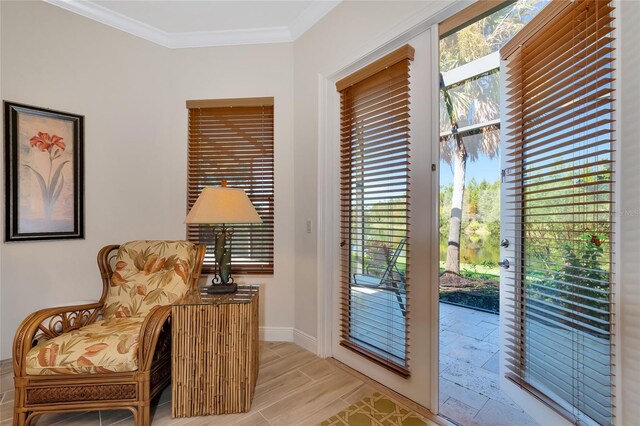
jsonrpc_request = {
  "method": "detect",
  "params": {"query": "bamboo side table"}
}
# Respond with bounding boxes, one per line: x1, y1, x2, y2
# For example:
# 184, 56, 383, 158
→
171, 285, 259, 417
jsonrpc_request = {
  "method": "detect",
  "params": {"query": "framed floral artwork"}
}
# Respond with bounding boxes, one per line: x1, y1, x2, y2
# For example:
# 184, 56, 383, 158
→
4, 101, 84, 241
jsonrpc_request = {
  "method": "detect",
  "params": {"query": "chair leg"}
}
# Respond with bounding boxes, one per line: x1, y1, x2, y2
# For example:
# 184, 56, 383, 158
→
13, 410, 29, 426
388, 282, 406, 317
394, 290, 406, 317
135, 405, 150, 426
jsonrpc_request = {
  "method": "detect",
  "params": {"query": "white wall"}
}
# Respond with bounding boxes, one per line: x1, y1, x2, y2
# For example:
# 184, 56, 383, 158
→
619, 0, 640, 422
0, 0, 295, 359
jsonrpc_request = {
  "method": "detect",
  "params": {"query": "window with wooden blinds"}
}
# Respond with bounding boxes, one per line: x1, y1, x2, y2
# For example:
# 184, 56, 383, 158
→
501, 1, 615, 424
187, 98, 274, 275
336, 45, 414, 376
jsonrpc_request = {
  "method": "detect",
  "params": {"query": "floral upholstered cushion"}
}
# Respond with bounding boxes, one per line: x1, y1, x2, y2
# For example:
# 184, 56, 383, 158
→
102, 240, 195, 320
25, 317, 145, 375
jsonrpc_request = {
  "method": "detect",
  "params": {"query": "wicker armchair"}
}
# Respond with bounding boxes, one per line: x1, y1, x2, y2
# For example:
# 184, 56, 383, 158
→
12, 241, 205, 426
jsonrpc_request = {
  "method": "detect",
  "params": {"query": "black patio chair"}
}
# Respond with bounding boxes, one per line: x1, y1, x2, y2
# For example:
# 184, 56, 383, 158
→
352, 239, 406, 316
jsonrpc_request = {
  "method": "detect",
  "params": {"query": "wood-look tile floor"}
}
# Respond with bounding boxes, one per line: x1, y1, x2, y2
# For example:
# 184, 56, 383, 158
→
0, 342, 383, 426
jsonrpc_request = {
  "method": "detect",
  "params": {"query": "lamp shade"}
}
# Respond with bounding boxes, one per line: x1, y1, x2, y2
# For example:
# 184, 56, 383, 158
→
185, 187, 262, 224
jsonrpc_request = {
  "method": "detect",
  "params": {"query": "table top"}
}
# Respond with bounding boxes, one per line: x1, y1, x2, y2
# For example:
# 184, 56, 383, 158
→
174, 284, 259, 306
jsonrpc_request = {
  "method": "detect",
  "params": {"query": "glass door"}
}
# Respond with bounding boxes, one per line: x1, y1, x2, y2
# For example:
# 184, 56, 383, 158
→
499, 1, 616, 424
332, 28, 437, 409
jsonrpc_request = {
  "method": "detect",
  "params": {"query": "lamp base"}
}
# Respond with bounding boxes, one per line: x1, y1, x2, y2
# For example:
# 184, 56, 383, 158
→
206, 283, 237, 294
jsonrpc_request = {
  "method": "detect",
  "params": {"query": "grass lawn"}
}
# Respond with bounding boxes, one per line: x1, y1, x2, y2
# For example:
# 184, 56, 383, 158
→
439, 262, 500, 313
439, 262, 500, 280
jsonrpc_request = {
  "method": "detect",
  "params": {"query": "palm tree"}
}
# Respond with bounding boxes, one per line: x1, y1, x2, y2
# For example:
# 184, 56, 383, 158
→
440, 0, 540, 275
441, 73, 500, 274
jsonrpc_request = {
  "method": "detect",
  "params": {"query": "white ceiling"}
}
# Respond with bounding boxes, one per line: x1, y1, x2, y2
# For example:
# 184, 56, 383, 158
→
44, 0, 342, 48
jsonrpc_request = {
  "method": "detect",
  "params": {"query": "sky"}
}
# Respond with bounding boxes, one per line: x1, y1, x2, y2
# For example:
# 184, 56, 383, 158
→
439, 152, 501, 187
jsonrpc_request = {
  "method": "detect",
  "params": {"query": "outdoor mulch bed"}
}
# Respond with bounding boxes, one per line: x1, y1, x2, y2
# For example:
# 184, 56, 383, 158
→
439, 272, 499, 313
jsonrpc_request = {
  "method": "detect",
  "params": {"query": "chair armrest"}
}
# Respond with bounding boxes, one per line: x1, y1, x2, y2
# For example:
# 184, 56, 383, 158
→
365, 265, 386, 276
136, 288, 201, 371
13, 302, 103, 376
137, 305, 172, 372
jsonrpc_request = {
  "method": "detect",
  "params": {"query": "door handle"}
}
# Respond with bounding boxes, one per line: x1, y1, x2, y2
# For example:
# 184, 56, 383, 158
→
498, 259, 510, 269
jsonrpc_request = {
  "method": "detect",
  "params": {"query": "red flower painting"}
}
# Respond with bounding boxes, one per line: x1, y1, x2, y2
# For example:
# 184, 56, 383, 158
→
24, 132, 69, 221
30, 132, 66, 153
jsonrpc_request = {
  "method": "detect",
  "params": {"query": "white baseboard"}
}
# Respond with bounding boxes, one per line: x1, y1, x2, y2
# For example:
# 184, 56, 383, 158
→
259, 327, 318, 355
293, 328, 318, 354
260, 326, 294, 342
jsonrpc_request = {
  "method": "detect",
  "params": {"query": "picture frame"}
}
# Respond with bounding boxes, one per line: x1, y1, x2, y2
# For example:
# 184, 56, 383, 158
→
4, 101, 84, 241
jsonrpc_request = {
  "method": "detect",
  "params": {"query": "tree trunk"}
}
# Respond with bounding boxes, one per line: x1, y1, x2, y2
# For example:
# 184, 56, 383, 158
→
440, 72, 468, 275
445, 134, 467, 274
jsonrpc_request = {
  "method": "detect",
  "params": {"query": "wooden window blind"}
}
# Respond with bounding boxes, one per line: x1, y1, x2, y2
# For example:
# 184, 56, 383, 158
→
501, 1, 615, 424
187, 97, 274, 275
439, 0, 511, 39
337, 45, 414, 376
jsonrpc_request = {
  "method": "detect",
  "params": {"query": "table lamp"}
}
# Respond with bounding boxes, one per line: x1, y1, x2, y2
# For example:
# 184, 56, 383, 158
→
185, 180, 262, 294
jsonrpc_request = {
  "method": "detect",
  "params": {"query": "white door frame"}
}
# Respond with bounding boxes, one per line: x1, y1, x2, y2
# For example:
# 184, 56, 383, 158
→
314, 2, 467, 412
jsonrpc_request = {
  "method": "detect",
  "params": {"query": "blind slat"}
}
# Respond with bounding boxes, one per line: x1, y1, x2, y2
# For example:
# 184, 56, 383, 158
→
187, 100, 275, 275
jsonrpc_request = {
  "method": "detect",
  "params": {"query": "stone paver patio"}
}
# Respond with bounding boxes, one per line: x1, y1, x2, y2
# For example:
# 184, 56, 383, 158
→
349, 288, 539, 425
439, 302, 538, 426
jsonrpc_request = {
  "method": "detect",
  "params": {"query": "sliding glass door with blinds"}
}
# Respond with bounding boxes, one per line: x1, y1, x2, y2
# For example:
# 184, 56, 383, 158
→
186, 98, 274, 275
500, 1, 616, 424
330, 29, 436, 409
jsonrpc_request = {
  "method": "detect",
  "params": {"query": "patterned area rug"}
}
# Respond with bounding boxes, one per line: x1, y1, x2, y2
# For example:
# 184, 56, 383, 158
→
319, 392, 435, 426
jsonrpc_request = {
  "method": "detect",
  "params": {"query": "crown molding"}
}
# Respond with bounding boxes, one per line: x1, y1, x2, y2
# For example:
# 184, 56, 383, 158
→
289, 1, 341, 40
44, 0, 173, 46
43, 0, 342, 48
167, 27, 292, 49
